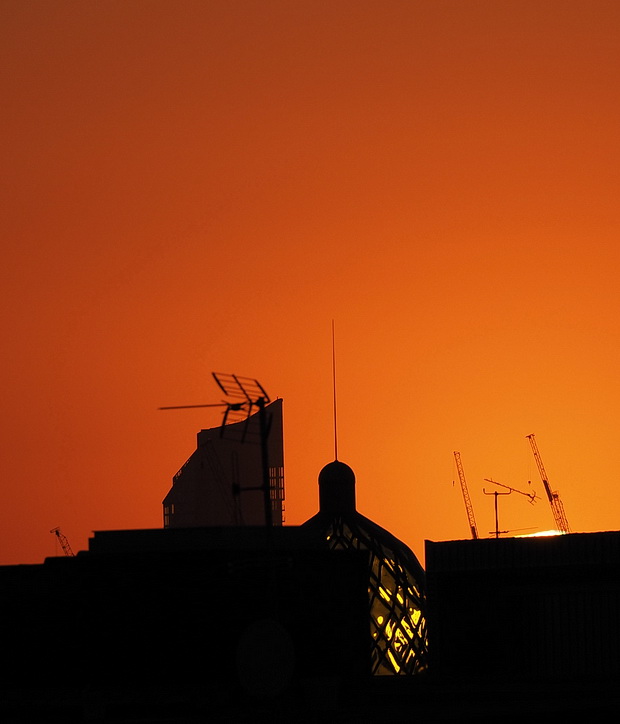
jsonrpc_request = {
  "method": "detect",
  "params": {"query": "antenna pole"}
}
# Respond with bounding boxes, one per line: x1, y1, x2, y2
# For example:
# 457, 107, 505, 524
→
332, 319, 338, 460
483, 488, 511, 538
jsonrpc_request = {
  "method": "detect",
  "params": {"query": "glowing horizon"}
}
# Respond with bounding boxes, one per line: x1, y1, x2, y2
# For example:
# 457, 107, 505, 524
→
517, 530, 564, 538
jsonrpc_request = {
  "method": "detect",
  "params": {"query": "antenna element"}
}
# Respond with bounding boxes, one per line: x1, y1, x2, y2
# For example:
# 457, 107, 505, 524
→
332, 320, 338, 460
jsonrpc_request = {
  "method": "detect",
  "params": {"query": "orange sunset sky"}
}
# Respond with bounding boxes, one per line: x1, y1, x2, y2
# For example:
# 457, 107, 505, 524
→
2, 0, 620, 566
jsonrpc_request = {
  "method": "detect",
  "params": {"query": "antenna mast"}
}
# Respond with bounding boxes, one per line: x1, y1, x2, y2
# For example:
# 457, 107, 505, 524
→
483, 488, 511, 539
332, 320, 338, 460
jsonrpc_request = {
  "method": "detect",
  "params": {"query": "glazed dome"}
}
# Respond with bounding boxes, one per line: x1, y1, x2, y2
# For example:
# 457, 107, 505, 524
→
303, 459, 428, 676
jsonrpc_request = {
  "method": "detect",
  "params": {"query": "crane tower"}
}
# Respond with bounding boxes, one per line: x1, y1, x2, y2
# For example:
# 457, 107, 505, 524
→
526, 434, 570, 534
454, 451, 479, 540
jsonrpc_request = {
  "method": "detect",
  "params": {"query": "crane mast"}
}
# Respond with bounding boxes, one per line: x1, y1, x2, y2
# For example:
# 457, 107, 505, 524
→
526, 434, 570, 534
454, 451, 479, 539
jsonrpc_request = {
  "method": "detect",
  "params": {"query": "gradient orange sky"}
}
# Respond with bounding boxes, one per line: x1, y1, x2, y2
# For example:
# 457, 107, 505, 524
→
2, 0, 620, 566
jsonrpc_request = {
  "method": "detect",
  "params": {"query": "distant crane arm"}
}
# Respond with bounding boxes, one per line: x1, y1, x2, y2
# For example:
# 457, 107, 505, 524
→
454, 452, 479, 540
526, 434, 570, 534
50, 527, 75, 557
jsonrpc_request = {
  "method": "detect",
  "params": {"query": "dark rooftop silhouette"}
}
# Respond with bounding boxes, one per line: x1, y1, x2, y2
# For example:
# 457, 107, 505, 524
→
2, 405, 620, 719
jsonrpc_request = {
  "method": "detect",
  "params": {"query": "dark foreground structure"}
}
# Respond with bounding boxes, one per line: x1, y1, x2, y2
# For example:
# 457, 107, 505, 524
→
425, 531, 620, 718
0, 458, 433, 722
3, 494, 620, 719
0, 525, 371, 722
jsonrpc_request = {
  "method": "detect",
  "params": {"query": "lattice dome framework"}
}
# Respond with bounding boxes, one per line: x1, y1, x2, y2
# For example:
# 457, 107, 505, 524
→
302, 460, 428, 675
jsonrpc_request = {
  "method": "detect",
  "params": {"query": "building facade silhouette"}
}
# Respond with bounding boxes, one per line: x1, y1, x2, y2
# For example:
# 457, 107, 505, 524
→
162, 398, 284, 528
426, 531, 620, 685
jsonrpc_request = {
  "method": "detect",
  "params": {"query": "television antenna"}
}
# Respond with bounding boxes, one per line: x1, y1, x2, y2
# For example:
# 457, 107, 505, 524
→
160, 373, 269, 425
483, 478, 539, 505
159, 373, 274, 527
483, 487, 511, 539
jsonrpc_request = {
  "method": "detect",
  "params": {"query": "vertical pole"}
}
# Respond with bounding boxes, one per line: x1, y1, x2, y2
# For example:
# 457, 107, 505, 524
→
484, 489, 511, 538
257, 396, 272, 528
332, 319, 338, 461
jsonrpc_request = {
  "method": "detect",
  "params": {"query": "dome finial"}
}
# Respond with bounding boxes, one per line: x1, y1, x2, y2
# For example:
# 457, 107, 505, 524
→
331, 319, 338, 461
318, 459, 356, 513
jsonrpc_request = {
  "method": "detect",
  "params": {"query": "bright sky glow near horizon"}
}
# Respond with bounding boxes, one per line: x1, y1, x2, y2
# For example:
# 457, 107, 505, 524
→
2, 0, 620, 566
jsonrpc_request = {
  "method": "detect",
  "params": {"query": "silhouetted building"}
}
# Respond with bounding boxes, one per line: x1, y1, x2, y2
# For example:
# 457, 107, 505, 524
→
425, 531, 620, 717
0, 525, 370, 721
7, 428, 620, 721
302, 460, 429, 675
163, 399, 284, 527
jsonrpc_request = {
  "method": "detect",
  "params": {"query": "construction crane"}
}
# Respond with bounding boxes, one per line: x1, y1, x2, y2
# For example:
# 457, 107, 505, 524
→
526, 434, 570, 534
50, 527, 75, 557
453, 451, 479, 539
